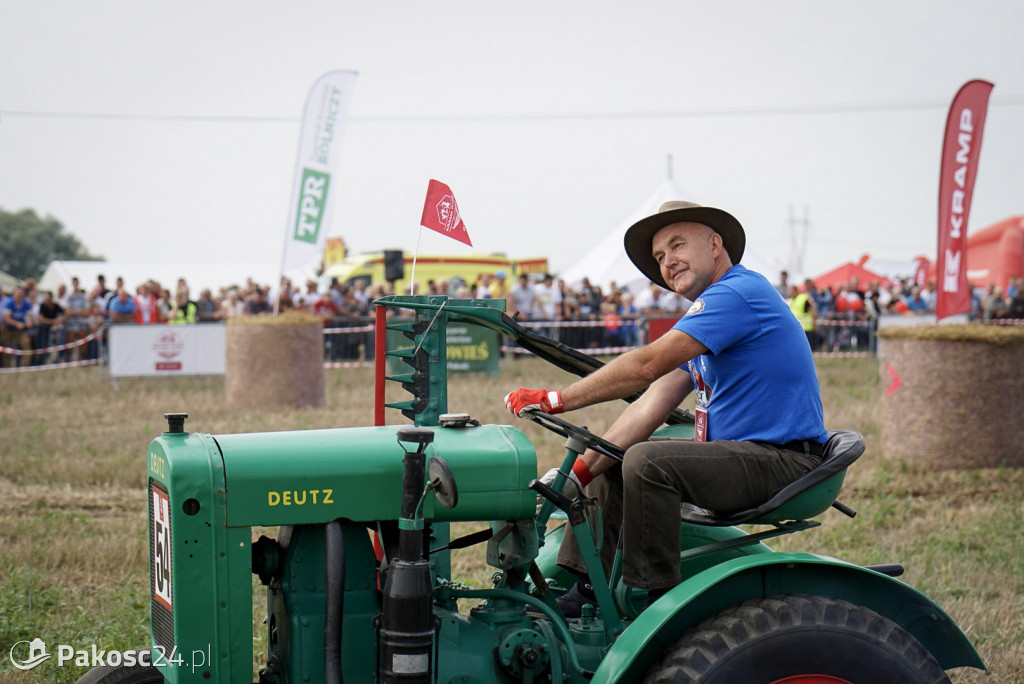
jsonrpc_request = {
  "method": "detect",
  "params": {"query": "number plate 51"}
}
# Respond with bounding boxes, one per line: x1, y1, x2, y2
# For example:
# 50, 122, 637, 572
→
151, 485, 173, 610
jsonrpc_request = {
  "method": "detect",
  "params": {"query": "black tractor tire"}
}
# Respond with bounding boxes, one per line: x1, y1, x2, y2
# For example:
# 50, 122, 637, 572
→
645, 594, 950, 684
75, 649, 164, 684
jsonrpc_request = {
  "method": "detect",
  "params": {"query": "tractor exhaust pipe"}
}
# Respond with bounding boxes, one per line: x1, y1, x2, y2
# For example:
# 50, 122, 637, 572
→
377, 428, 437, 683
325, 519, 345, 684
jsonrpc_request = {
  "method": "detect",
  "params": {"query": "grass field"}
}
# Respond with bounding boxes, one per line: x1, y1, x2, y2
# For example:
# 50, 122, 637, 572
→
0, 358, 1021, 682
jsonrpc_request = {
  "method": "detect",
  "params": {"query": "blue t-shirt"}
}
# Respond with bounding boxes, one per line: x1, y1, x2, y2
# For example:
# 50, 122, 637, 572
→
107, 297, 137, 318
3, 298, 33, 326
672, 265, 828, 445
907, 297, 929, 312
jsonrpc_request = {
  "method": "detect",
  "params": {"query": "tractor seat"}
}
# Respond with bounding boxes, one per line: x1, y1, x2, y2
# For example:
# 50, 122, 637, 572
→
679, 430, 865, 527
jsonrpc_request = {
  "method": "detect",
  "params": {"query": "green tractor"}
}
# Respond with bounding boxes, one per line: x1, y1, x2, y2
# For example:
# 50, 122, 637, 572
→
78, 295, 984, 683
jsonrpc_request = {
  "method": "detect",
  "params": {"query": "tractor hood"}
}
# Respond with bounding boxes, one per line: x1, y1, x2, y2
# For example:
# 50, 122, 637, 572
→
210, 423, 537, 527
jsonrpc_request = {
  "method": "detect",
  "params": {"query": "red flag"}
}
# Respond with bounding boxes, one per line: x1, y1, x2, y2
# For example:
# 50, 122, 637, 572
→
420, 179, 472, 246
936, 80, 993, 320
912, 256, 930, 288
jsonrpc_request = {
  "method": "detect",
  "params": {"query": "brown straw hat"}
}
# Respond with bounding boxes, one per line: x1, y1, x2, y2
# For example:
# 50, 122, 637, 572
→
623, 201, 746, 290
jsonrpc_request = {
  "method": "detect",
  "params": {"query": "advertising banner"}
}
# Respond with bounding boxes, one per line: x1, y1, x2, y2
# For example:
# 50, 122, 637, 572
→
109, 325, 226, 377
444, 324, 500, 375
280, 70, 358, 273
936, 79, 993, 320
385, 321, 499, 375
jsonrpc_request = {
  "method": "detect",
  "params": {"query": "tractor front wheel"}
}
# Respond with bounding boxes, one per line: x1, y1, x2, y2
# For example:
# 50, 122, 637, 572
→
645, 594, 949, 684
75, 648, 164, 684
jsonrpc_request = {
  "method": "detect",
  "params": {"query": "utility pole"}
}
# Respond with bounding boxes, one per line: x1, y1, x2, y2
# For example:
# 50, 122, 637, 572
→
788, 205, 810, 277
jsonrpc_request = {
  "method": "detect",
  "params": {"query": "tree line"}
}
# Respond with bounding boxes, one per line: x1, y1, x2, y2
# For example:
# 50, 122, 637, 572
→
0, 208, 102, 281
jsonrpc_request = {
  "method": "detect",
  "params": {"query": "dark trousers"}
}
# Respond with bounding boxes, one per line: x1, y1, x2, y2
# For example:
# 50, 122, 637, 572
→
1, 328, 32, 368
557, 439, 821, 590
33, 326, 52, 365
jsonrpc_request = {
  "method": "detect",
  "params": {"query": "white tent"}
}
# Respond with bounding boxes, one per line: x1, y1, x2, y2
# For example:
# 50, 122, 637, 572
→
863, 256, 921, 282
0, 269, 20, 292
559, 180, 775, 295
38, 260, 288, 297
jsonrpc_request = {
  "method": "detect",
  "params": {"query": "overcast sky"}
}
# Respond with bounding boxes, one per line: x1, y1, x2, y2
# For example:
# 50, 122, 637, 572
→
2, 0, 1022, 285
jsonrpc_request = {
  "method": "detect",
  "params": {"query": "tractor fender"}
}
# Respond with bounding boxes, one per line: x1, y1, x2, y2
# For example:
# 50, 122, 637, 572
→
591, 551, 983, 683
533, 518, 774, 595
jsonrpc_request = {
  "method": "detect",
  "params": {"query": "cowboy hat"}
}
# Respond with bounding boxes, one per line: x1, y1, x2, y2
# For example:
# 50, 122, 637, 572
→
623, 201, 746, 290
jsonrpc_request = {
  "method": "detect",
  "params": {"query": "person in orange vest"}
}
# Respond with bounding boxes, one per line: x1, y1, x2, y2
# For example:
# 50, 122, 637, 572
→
134, 282, 160, 324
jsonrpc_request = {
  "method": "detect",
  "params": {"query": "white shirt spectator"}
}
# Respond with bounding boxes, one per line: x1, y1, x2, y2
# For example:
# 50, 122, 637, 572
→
510, 278, 538, 319
659, 291, 689, 312
533, 278, 562, 320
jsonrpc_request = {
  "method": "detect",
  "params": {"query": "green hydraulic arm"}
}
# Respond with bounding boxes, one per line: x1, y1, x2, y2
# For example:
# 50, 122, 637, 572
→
373, 294, 694, 426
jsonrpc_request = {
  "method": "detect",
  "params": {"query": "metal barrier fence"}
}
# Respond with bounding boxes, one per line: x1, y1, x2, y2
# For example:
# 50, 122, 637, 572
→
504, 319, 642, 356
322, 322, 375, 369
4, 316, 1022, 374
503, 317, 895, 358
808, 318, 877, 358
0, 328, 104, 373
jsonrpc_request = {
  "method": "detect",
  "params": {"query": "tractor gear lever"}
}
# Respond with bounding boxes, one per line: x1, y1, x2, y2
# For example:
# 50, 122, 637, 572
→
530, 478, 574, 513
538, 467, 584, 500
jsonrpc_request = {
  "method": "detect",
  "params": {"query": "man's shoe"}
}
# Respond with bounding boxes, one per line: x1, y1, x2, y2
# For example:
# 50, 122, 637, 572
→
643, 586, 671, 611
554, 582, 598, 619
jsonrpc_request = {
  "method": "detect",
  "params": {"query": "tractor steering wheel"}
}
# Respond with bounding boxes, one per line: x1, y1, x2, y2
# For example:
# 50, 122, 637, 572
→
521, 410, 626, 462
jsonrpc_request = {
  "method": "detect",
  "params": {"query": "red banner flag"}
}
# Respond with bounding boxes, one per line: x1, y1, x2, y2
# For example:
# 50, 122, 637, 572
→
936, 79, 994, 320
420, 179, 472, 246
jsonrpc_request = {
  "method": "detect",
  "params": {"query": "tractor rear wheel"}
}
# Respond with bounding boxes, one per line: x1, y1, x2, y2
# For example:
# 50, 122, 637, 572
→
75, 648, 163, 684
645, 594, 950, 684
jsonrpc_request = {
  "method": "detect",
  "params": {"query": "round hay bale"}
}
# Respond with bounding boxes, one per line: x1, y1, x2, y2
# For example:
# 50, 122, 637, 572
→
225, 313, 324, 408
877, 324, 1024, 469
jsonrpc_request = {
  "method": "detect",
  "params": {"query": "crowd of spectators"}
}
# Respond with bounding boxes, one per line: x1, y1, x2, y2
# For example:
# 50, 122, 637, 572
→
494, 271, 689, 349
3, 269, 1023, 368
400, 270, 689, 349
350, 269, 692, 351
775, 271, 1024, 353
978, 277, 1024, 321
0, 273, 393, 367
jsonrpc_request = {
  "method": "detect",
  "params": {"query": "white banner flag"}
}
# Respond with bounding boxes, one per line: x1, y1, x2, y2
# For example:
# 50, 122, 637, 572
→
280, 70, 358, 273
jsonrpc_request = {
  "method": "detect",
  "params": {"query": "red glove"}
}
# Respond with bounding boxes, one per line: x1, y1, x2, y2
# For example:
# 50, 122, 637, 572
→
504, 388, 564, 417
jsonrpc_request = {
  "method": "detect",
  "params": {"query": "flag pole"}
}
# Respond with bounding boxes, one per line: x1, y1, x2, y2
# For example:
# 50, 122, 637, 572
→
273, 260, 283, 316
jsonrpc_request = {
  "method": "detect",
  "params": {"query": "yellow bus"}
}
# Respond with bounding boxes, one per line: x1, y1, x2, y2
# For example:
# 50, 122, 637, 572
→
322, 252, 549, 294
